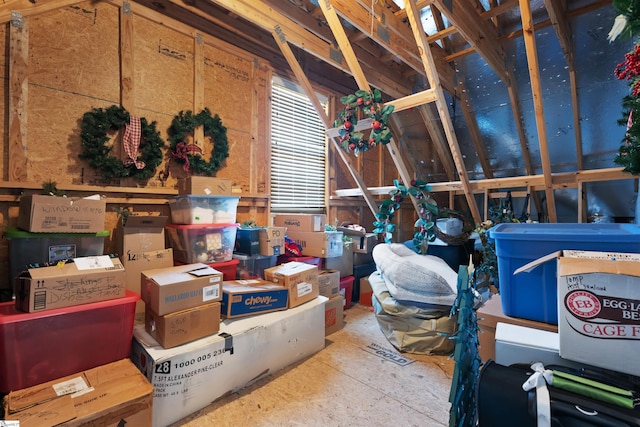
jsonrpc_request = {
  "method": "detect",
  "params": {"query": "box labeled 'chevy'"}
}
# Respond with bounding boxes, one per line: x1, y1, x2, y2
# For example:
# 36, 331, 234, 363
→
16, 255, 126, 313
221, 279, 289, 318
264, 261, 319, 308
141, 263, 223, 316
515, 250, 640, 377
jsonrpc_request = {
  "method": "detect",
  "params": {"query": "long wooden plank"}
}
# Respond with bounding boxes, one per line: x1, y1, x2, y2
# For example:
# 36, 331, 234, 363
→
0, 0, 85, 23
120, 2, 135, 112
334, 167, 635, 197
9, 12, 28, 182
519, 0, 557, 222
403, 0, 481, 223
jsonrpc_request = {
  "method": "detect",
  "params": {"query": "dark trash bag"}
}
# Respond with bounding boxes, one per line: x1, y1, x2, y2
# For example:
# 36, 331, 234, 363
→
477, 360, 640, 427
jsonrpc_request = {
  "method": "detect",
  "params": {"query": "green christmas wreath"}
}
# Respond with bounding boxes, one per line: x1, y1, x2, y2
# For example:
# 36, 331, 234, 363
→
78, 105, 165, 181
167, 108, 229, 176
333, 88, 394, 156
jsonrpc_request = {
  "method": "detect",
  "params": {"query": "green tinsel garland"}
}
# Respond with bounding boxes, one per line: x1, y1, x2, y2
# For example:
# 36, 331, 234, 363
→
78, 105, 165, 181
167, 108, 229, 176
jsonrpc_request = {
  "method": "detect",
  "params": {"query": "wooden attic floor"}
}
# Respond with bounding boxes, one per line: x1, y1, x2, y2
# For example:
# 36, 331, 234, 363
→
169, 303, 455, 427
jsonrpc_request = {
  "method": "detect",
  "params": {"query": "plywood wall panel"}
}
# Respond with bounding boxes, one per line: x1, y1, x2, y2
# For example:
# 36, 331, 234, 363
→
203, 44, 253, 133
29, 3, 120, 101
133, 15, 194, 115
27, 88, 115, 184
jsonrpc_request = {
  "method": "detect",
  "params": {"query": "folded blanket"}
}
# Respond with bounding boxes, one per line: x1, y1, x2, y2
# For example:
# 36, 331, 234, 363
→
372, 243, 458, 307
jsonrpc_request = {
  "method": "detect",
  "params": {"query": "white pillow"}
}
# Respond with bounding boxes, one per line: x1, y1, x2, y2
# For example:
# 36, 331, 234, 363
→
372, 243, 458, 306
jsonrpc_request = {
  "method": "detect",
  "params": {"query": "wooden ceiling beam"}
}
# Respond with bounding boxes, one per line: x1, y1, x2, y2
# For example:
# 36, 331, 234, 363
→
334, 167, 633, 197
431, 0, 509, 84
404, 0, 481, 223
519, 0, 557, 222
318, 0, 419, 217
207, 0, 413, 98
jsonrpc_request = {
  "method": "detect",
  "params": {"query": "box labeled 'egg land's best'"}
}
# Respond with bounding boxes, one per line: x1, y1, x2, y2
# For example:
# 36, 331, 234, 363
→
515, 250, 640, 377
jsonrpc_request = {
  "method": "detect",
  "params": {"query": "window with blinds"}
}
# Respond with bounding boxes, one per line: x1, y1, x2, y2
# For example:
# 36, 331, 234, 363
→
270, 79, 327, 212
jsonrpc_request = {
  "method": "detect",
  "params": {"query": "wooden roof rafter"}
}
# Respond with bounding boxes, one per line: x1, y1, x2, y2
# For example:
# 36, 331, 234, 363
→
402, 0, 481, 222
333, 0, 494, 182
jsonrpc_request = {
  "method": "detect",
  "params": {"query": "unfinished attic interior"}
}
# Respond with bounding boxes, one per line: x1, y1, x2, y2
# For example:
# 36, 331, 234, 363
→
3, 0, 640, 426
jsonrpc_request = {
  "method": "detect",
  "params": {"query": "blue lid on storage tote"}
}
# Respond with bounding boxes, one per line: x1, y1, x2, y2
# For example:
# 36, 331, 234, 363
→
489, 222, 640, 324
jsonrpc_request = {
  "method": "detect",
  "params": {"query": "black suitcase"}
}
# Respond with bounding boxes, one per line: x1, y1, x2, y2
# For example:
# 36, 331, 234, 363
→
477, 360, 640, 427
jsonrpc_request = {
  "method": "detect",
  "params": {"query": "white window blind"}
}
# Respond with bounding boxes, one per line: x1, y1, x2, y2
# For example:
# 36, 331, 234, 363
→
271, 79, 327, 212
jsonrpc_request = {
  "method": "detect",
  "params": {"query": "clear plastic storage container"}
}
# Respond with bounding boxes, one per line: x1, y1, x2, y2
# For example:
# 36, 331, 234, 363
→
168, 195, 239, 224
165, 223, 238, 264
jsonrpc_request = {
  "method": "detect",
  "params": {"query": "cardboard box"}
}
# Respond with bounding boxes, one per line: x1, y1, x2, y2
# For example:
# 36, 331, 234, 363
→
322, 240, 354, 277
141, 263, 223, 316
177, 176, 232, 195
318, 269, 341, 298
324, 294, 344, 336
264, 261, 319, 308
359, 276, 373, 307
15, 255, 126, 313
146, 302, 221, 348
221, 279, 289, 318
259, 227, 286, 256
3, 359, 153, 427
337, 227, 379, 254
476, 295, 557, 362
115, 214, 168, 256
130, 296, 326, 427
286, 230, 343, 258
122, 248, 174, 319
273, 213, 326, 232
18, 194, 106, 233
516, 250, 640, 377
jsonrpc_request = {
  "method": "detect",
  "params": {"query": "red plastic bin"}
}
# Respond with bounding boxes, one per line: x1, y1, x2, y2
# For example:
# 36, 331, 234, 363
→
0, 290, 139, 393
340, 276, 354, 309
175, 258, 239, 281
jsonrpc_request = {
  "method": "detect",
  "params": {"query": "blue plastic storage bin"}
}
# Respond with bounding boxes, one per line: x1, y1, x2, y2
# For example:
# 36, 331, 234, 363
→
490, 222, 640, 324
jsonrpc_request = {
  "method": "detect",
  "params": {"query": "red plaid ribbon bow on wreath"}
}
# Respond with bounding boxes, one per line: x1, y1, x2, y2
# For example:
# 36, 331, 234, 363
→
123, 116, 146, 169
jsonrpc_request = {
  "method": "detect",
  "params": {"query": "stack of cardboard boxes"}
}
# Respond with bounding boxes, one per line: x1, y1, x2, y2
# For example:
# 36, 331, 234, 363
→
2, 194, 112, 301
275, 213, 347, 334
2, 194, 154, 425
